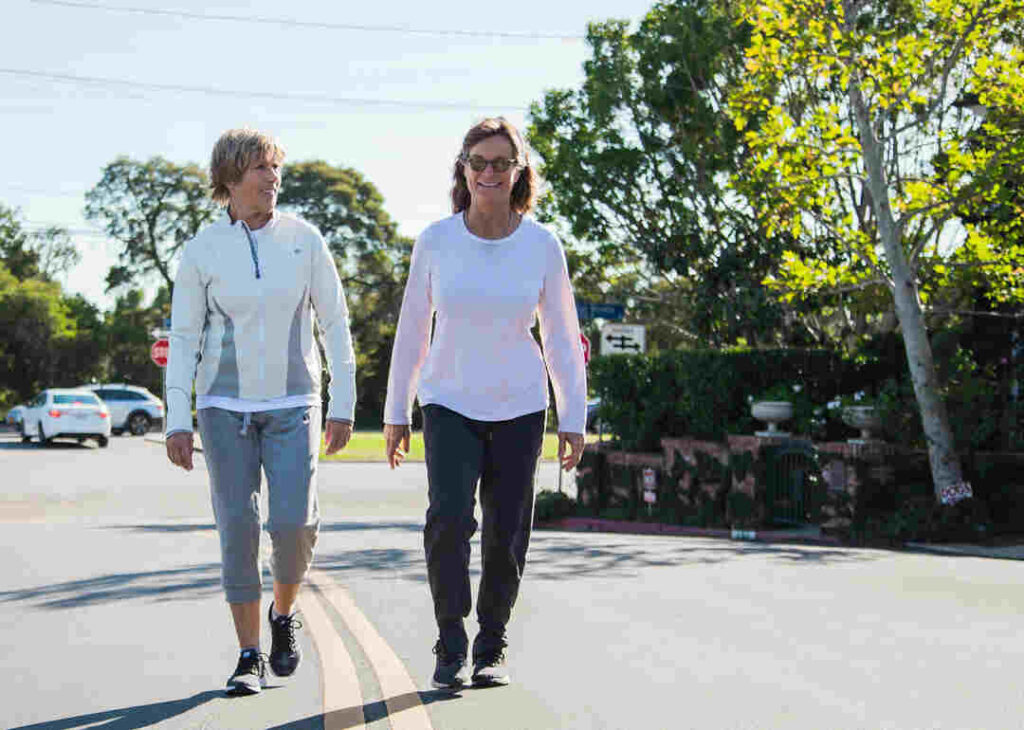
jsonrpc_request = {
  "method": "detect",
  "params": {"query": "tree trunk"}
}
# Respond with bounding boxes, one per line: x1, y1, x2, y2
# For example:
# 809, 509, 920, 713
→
847, 80, 965, 500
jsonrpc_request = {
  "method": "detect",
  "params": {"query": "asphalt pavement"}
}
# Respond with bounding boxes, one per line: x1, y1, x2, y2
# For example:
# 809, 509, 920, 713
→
3, 433, 1024, 729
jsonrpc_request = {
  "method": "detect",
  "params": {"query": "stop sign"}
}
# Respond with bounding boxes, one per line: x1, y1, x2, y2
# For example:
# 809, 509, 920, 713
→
580, 333, 591, 365
150, 338, 169, 368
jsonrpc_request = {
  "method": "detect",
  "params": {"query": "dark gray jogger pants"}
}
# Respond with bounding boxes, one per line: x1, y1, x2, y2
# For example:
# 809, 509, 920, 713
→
197, 406, 321, 604
421, 404, 546, 650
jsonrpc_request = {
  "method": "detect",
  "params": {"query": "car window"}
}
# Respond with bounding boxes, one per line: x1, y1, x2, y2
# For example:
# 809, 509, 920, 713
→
54, 394, 102, 406
124, 391, 147, 401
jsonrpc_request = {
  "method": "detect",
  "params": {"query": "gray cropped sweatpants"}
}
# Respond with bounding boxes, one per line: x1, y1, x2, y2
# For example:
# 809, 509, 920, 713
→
197, 406, 321, 604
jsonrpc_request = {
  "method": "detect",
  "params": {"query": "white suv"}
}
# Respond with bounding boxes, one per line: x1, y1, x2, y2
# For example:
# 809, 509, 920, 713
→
81, 384, 165, 436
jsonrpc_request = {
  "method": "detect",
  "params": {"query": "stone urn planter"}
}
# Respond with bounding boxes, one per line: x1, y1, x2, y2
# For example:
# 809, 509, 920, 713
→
842, 405, 883, 442
751, 400, 793, 437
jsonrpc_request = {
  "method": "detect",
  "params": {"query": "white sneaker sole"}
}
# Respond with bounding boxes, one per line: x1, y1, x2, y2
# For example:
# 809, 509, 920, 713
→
226, 676, 267, 695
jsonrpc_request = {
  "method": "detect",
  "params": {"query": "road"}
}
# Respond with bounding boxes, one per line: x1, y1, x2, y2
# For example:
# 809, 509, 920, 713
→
2, 433, 1024, 729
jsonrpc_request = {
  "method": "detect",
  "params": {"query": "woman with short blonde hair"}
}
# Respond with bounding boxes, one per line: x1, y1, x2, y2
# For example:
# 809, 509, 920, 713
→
165, 127, 356, 696
208, 128, 286, 205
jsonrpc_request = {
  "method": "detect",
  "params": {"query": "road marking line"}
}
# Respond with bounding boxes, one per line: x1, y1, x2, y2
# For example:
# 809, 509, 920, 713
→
302, 584, 366, 730
309, 569, 434, 730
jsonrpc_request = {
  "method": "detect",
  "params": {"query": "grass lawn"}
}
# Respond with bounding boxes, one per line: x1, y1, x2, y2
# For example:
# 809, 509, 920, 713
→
321, 430, 603, 462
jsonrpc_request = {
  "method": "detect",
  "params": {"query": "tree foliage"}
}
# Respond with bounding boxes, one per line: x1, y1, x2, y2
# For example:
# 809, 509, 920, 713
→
0, 203, 80, 282
84, 157, 218, 293
729, 0, 1024, 497
101, 288, 169, 396
528, 0, 790, 347
279, 161, 413, 426
731, 0, 1024, 312
0, 261, 76, 405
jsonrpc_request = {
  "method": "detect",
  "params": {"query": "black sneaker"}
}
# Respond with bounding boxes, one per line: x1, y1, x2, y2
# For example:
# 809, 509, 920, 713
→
472, 634, 510, 687
432, 639, 470, 689
268, 603, 303, 677
226, 649, 267, 696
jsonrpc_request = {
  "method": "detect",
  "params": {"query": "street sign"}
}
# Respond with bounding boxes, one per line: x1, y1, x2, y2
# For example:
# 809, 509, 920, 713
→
580, 333, 591, 365
150, 338, 169, 368
576, 301, 625, 321
643, 467, 657, 504
600, 323, 645, 356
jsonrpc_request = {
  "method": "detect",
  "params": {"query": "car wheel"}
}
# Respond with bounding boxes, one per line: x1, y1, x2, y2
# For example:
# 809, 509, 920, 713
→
20, 425, 30, 444
39, 423, 53, 446
128, 412, 151, 436
112, 428, 123, 436
97, 435, 109, 448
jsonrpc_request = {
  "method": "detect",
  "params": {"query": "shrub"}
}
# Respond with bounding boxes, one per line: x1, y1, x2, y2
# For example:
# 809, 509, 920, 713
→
589, 349, 863, 450
533, 490, 577, 524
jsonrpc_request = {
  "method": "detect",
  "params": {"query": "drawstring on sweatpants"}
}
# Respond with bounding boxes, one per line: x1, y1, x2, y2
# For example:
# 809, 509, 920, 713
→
239, 412, 252, 436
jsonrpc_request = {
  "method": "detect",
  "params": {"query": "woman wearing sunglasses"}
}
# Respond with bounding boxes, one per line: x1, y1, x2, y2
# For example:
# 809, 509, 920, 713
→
383, 117, 587, 689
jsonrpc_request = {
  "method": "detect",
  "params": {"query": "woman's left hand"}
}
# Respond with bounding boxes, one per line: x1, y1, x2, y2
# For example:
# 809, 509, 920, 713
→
324, 420, 353, 455
558, 431, 585, 471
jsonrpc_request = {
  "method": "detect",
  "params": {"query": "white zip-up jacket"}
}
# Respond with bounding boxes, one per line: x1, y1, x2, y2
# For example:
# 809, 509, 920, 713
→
165, 211, 356, 435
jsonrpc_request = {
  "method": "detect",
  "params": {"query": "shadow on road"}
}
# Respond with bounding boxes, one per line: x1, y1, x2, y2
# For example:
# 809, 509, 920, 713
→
525, 534, 880, 579
312, 530, 878, 587
0, 440, 93, 451
316, 548, 428, 582
10, 689, 223, 729
105, 520, 424, 535
5, 524, 877, 612
0, 563, 223, 610
269, 689, 460, 729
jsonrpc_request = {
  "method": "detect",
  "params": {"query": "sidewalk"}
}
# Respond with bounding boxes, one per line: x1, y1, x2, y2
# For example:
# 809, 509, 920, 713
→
539, 517, 1024, 559
538, 517, 842, 546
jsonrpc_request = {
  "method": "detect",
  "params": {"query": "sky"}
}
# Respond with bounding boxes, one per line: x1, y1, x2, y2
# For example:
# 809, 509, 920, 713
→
3, 0, 657, 310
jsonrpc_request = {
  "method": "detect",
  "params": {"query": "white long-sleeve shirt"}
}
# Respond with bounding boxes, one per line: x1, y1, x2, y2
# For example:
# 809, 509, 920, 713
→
165, 211, 356, 434
384, 213, 587, 433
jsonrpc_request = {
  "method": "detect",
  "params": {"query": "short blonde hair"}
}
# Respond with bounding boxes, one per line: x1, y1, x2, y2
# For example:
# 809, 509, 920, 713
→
209, 128, 286, 204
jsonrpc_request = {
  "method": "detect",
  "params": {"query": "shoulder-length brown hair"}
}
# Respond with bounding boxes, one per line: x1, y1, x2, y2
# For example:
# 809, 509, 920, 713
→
450, 117, 537, 215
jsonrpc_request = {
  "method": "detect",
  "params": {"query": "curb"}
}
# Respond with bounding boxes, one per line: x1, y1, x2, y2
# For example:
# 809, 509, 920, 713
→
905, 541, 1024, 561
536, 517, 842, 546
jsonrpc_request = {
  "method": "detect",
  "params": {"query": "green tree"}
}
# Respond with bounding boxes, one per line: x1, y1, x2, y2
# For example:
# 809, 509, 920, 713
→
279, 161, 413, 425
0, 262, 76, 403
102, 288, 168, 395
56, 294, 106, 389
730, 0, 1024, 497
0, 203, 80, 282
528, 1, 790, 347
84, 157, 218, 293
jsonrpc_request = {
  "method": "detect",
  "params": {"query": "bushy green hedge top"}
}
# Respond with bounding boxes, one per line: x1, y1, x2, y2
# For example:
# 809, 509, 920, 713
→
588, 348, 869, 450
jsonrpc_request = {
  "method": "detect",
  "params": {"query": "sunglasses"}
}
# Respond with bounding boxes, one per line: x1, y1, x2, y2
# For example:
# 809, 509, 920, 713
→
461, 154, 521, 173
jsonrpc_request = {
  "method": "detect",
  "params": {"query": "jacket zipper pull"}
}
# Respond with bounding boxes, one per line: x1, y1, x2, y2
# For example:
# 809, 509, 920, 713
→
242, 222, 262, 279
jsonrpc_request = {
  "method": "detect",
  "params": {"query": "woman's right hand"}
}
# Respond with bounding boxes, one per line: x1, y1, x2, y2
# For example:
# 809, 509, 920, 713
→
166, 432, 195, 471
383, 423, 411, 470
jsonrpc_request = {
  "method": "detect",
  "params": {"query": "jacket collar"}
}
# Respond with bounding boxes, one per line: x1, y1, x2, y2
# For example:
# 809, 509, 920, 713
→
223, 208, 280, 232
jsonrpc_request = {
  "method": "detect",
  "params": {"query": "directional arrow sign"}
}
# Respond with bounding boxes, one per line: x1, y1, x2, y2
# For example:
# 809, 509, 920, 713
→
600, 323, 645, 356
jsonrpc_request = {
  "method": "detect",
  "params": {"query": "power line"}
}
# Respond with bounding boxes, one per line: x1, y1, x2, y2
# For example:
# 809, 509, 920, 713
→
0, 68, 530, 112
1, 184, 87, 199
23, 223, 109, 237
28, 0, 585, 41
